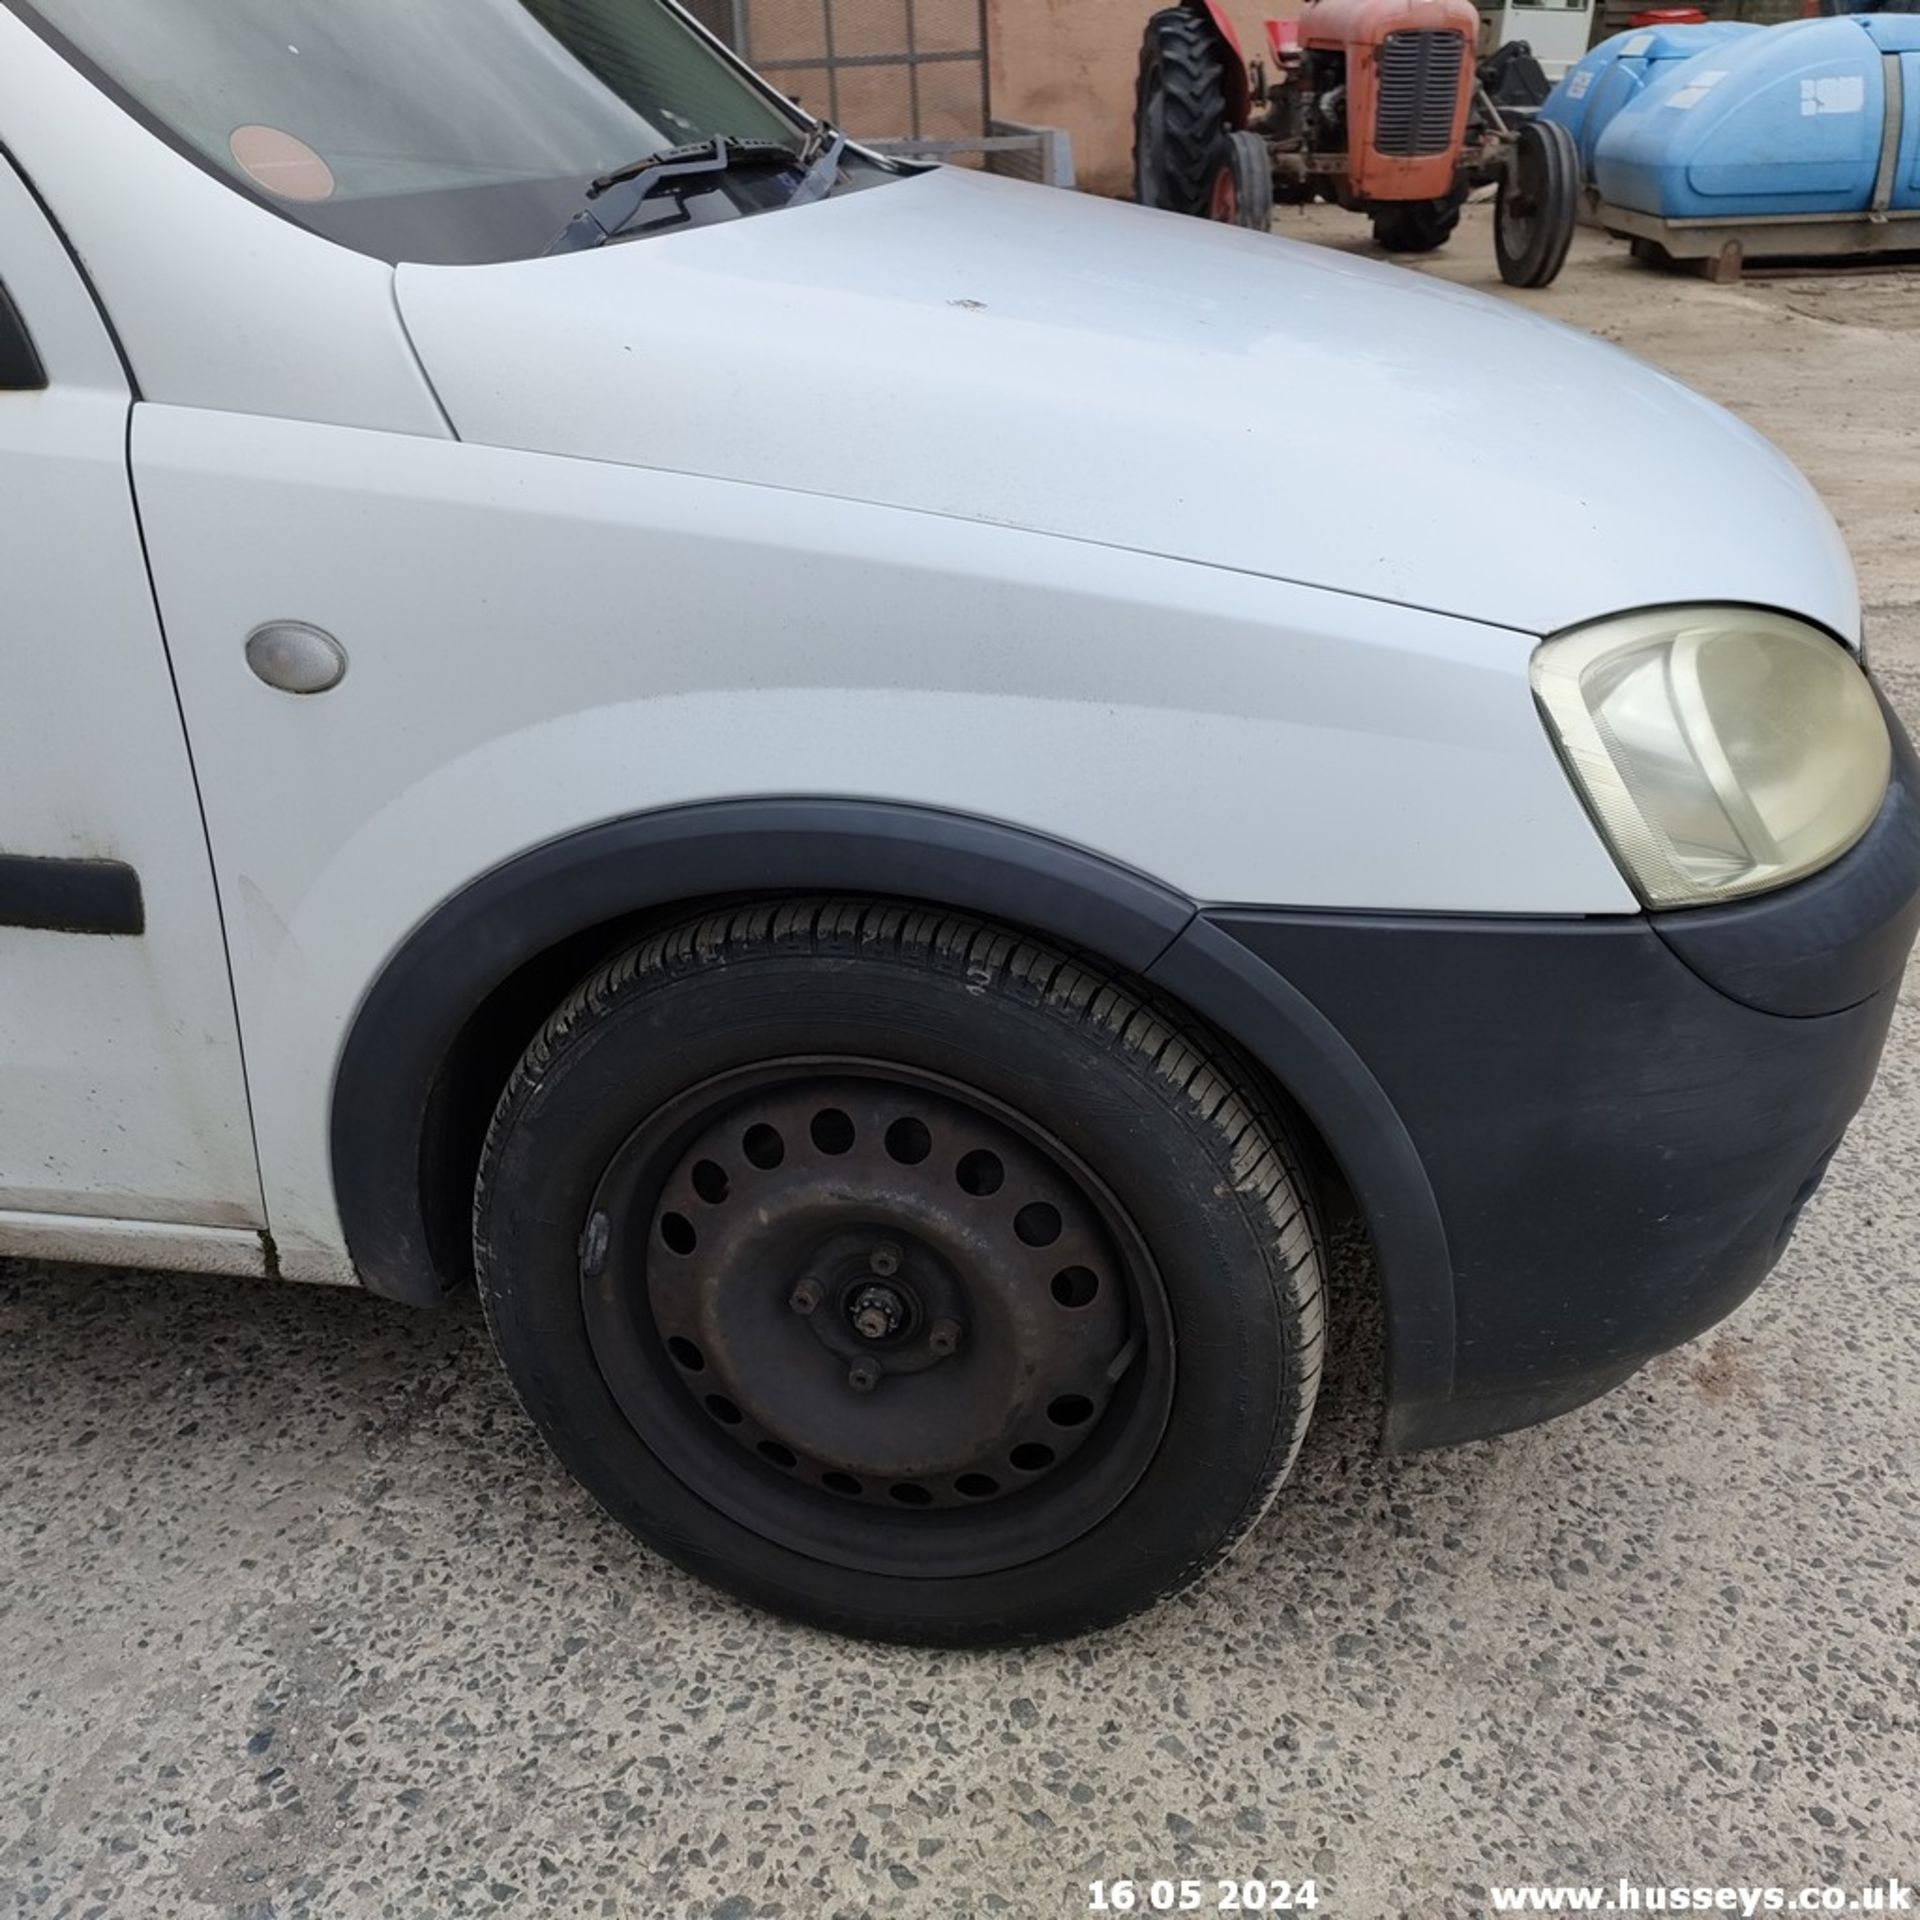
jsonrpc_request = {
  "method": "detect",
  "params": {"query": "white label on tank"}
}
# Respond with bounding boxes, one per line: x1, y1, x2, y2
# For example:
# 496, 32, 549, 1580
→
1667, 69, 1729, 109
1623, 32, 1654, 53
1800, 74, 1866, 115
1566, 68, 1594, 98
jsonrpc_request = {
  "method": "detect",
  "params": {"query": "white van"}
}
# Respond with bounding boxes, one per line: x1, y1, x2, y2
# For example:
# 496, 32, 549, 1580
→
0, 0, 1911, 1643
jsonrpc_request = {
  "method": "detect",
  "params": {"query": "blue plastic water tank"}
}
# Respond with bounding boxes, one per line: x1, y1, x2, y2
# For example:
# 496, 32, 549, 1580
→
1593, 17, 1901, 218
1541, 23, 1760, 177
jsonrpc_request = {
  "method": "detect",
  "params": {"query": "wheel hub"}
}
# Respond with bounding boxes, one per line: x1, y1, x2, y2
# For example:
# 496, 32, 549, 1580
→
786, 1225, 966, 1387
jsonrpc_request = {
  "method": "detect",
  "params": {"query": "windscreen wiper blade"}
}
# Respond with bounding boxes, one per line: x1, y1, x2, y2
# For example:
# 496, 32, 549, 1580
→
545, 137, 805, 255
589, 136, 799, 199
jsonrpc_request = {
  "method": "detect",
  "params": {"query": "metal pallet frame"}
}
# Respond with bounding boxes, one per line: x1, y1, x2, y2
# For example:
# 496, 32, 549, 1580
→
866, 121, 1077, 189
721, 0, 992, 142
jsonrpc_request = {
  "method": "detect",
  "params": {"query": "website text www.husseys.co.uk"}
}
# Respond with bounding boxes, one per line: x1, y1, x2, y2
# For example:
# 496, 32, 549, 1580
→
1488, 1883, 1912, 1915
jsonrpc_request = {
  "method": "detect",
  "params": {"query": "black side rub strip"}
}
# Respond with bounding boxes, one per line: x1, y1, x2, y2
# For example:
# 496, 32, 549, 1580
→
0, 854, 144, 935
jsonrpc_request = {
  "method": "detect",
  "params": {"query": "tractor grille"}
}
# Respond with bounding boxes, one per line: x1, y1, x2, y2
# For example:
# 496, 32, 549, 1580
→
1374, 31, 1465, 157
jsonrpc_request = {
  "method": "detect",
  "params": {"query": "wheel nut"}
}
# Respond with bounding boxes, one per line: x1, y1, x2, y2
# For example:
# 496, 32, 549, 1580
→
927, 1317, 964, 1357
847, 1361, 881, 1394
869, 1242, 902, 1278
789, 1281, 822, 1316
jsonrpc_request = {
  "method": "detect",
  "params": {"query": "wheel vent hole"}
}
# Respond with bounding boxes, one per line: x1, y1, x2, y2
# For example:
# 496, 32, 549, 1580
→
690, 1159, 730, 1205
821, 1471, 863, 1497
756, 1440, 797, 1469
810, 1108, 856, 1155
742, 1124, 785, 1170
1051, 1266, 1099, 1309
956, 1150, 1004, 1196
889, 1482, 934, 1507
660, 1213, 697, 1256
1013, 1202, 1062, 1248
666, 1336, 705, 1372
884, 1116, 933, 1166
954, 1473, 1000, 1499
704, 1394, 743, 1426
1010, 1442, 1056, 1473
1048, 1394, 1095, 1428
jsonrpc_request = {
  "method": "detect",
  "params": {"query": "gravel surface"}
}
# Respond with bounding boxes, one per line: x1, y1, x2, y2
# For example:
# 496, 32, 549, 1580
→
2, 209, 1916, 1920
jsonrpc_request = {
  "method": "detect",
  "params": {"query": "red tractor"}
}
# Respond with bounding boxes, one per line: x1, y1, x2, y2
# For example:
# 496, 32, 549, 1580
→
1133, 0, 1580, 287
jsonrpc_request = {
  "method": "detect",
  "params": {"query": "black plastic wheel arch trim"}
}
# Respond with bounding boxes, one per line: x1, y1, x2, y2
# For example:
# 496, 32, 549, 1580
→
1146, 918, 1457, 1427
327, 797, 1455, 1433
332, 800, 1191, 1309
0, 853, 143, 935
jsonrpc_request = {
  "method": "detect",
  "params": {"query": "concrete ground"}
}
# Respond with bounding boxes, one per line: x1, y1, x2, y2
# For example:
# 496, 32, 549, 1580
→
3, 212, 1918, 1920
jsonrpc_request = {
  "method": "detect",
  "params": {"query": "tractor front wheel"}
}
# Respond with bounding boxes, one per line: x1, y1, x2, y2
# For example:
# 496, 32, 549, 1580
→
1207, 130, 1275, 231
1370, 193, 1465, 255
1135, 7, 1231, 215
1495, 119, 1579, 288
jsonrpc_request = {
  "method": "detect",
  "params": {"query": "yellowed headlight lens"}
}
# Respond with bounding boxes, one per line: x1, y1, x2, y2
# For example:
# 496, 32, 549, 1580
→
1532, 608, 1889, 909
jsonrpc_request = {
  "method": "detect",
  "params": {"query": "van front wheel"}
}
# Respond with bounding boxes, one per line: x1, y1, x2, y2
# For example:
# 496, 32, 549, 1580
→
472, 900, 1326, 1644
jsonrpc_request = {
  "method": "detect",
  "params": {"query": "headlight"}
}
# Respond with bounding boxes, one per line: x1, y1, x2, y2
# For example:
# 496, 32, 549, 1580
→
1532, 607, 1889, 909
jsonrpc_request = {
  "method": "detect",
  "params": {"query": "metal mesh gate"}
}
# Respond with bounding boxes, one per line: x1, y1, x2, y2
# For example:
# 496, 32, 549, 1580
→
686, 0, 992, 142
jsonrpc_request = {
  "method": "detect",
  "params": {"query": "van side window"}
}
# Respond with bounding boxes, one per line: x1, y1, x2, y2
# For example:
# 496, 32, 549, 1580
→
0, 282, 46, 390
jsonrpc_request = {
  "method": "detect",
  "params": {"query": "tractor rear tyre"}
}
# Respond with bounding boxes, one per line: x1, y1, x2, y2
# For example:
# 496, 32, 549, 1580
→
1207, 130, 1275, 231
1135, 7, 1231, 215
1495, 119, 1579, 288
1371, 193, 1465, 254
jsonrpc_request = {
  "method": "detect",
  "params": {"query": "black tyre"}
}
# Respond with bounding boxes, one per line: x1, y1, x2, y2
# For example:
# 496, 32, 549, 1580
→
1207, 128, 1276, 230
1135, 6, 1231, 214
474, 900, 1325, 1645
1495, 118, 1579, 288
1371, 192, 1465, 254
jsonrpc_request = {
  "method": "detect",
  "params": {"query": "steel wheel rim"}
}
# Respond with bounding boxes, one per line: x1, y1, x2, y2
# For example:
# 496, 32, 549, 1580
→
1502, 131, 1549, 256
579, 1057, 1177, 1580
1210, 162, 1239, 223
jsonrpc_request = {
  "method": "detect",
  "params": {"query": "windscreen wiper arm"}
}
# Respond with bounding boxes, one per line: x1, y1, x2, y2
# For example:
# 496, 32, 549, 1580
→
785, 123, 848, 208
544, 137, 806, 255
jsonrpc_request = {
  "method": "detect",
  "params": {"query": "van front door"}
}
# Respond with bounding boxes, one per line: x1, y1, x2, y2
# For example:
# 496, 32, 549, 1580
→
0, 153, 261, 1234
